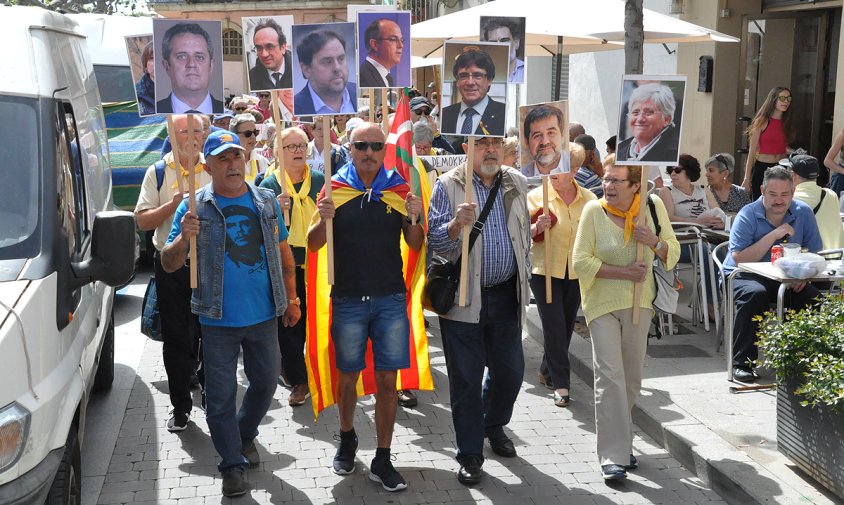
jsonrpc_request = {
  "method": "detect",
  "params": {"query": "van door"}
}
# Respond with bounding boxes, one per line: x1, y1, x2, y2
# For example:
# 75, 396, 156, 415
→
55, 101, 99, 380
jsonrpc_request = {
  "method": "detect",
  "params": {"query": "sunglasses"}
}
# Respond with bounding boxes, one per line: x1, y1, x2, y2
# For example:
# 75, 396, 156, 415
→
776, 95, 793, 103
233, 106, 248, 112
413, 108, 432, 116
352, 141, 385, 152
666, 167, 683, 175
257, 94, 270, 99
238, 129, 260, 138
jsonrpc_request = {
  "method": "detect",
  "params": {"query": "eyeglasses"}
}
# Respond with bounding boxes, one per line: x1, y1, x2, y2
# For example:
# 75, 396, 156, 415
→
627, 108, 660, 119
238, 129, 261, 138
253, 43, 279, 53
376, 36, 404, 45
601, 178, 630, 186
457, 72, 488, 82
282, 143, 307, 152
777, 95, 793, 103
666, 167, 683, 175
352, 141, 385, 152
413, 108, 432, 116
474, 138, 504, 149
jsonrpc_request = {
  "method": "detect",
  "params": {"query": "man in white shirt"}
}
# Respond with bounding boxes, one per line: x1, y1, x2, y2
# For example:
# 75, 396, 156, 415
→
360, 18, 404, 88
156, 23, 223, 114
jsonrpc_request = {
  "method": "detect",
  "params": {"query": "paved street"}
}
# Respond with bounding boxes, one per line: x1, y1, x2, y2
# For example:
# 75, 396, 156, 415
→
81, 269, 725, 504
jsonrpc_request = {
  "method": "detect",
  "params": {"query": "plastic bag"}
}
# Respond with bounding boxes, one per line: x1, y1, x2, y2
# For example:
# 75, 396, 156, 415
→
774, 252, 827, 279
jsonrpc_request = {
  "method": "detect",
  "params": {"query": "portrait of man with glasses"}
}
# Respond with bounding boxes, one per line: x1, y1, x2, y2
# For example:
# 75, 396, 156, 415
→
358, 12, 411, 89
615, 76, 687, 165
440, 42, 510, 138
244, 16, 294, 91
480, 16, 526, 85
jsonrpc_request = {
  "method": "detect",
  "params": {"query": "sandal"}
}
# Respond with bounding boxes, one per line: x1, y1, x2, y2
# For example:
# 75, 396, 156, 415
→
553, 391, 570, 408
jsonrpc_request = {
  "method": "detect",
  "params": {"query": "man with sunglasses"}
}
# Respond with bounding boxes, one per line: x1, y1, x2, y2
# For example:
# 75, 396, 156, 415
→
410, 96, 456, 154
248, 18, 292, 91
441, 49, 506, 137
427, 135, 531, 485
361, 18, 404, 88
308, 122, 424, 492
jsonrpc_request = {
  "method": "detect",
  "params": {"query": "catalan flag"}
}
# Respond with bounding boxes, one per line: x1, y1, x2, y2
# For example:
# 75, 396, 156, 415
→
305, 90, 434, 419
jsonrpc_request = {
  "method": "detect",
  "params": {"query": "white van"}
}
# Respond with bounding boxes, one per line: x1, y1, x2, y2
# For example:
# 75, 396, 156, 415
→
0, 7, 135, 504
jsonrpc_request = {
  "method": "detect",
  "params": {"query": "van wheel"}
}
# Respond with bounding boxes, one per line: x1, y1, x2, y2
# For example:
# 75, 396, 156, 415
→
93, 314, 114, 391
46, 428, 80, 505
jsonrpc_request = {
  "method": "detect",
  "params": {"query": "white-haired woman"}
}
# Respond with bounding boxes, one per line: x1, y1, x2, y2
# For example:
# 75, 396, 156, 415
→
616, 83, 679, 163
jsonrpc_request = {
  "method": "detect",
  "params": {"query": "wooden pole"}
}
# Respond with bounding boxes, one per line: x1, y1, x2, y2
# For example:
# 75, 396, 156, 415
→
186, 113, 198, 289
458, 140, 475, 307
381, 88, 389, 137
271, 90, 290, 225
322, 115, 335, 285
369, 89, 375, 122
632, 165, 647, 323
542, 175, 552, 303
410, 143, 418, 226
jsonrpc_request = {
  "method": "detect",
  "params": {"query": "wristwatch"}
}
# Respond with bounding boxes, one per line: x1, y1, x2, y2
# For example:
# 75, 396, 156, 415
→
651, 240, 665, 252
288, 297, 301, 306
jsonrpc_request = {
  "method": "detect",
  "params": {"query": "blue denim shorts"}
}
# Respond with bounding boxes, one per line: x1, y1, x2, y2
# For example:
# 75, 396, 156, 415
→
331, 292, 410, 372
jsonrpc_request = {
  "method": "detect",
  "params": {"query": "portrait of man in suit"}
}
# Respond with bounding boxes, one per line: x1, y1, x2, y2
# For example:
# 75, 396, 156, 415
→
440, 47, 506, 137
359, 16, 404, 89
247, 17, 293, 91
292, 25, 358, 116
154, 21, 224, 114
480, 16, 526, 85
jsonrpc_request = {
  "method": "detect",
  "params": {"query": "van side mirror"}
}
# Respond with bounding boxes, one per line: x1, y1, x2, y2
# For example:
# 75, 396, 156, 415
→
71, 211, 136, 289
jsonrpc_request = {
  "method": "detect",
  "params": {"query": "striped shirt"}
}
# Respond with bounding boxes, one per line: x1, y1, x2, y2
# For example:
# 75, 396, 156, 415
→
575, 165, 603, 198
429, 172, 516, 286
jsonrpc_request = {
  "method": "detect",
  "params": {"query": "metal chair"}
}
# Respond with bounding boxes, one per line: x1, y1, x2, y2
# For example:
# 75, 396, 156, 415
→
710, 241, 729, 352
671, 222, 717, 332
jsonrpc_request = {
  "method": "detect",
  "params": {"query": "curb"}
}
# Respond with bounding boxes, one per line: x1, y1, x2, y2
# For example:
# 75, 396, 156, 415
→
525, 310, 818, 505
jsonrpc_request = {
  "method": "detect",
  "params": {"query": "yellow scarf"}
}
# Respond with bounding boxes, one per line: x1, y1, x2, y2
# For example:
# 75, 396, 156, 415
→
284, 166, 314, 249
600, 194, 640, 245
245, 159, 257, 184
168, 155, 204, 190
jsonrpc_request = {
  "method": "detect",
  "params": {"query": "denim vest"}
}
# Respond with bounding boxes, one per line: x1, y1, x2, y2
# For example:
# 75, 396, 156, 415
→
191, 183, 288, 320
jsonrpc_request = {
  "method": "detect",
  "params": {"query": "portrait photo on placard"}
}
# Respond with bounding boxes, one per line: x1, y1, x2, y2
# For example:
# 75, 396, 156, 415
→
243, 15, 294, 92
518, 100, 570, 177
615, 75, 687, 166
291, 22, 358, 117
440, 40, 509, 137
480, 16, 526, 85
125, 34, 155, 117
357, 11, 411, 89
153, 19, 224, 115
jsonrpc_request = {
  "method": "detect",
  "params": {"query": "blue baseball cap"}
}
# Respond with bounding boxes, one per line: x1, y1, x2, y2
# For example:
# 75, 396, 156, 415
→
203, 130, 244, 158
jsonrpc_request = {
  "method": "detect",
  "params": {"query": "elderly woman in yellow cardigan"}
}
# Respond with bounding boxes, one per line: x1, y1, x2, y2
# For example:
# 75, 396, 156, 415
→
572, 158, 680, 482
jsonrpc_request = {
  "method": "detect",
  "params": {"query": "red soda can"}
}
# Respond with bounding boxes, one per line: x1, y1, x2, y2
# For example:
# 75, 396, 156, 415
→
771, 244, 783, 264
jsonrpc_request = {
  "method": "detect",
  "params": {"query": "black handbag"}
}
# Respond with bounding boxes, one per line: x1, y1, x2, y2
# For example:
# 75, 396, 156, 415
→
140, 276, 163, 342
423, 173, 502, 315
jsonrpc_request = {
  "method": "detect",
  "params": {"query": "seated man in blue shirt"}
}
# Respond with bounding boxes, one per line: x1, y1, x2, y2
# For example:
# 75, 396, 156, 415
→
723, 165, 822, 383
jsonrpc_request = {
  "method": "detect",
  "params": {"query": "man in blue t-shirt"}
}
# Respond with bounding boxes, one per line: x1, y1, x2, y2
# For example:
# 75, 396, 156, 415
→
724, 166, 822, 384
162, 130, 300, 498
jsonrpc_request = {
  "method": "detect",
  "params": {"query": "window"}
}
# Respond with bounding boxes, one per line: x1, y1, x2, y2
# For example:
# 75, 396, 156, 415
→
222, 29, 243, 61
0, 95, 39, 259
56, 103, 89, 260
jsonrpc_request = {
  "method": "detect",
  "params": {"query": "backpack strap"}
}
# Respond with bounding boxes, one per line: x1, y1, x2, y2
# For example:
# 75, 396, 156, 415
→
813, 189, 826, 214
647, 195, 661, 236
154, 159, 167, 191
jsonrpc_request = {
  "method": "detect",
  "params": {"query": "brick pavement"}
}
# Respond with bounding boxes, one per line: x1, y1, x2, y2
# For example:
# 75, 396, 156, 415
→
95, 315, 727, 505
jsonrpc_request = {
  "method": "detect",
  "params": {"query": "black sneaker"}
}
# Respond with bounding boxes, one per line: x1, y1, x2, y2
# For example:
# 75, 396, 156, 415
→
369, 455, 407, 492
221, 466, 247, 497
242, 439, 259, 468
332, 431, 358, 475
624, 454, 638, 470
166, 411, 189, 432
601, 464, 627, 481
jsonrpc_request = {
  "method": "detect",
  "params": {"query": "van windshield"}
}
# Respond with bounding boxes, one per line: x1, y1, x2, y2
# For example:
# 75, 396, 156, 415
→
0, 96, 39, 254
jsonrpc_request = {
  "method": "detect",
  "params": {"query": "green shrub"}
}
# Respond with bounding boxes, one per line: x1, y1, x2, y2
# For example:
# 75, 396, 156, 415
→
756, 294, 844, 411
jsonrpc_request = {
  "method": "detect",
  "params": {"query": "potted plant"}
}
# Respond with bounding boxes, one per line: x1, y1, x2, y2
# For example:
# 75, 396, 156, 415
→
756, 293, 844, 500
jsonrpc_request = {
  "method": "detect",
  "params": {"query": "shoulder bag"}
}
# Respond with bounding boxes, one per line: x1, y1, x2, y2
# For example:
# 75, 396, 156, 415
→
647, 197, 681, 314
423, 173, 502, 315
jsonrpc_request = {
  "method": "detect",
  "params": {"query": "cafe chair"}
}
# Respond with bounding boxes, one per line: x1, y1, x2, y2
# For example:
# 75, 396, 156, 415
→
710, 242, 729, 352
670, 222, 715, 332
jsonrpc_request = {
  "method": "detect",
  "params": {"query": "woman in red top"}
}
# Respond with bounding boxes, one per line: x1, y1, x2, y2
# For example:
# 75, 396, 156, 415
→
743, 86, 793, 200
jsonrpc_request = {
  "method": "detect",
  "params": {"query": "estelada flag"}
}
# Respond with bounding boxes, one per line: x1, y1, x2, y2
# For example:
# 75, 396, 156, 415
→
305, 91, 434, 419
